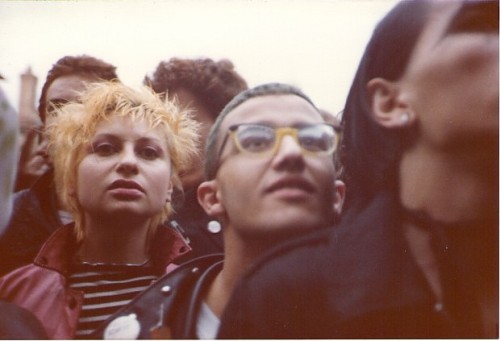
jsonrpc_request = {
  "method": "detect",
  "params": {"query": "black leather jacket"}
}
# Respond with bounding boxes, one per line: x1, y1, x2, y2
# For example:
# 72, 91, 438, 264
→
92, 254, 224, 339
0, 169, 62, 276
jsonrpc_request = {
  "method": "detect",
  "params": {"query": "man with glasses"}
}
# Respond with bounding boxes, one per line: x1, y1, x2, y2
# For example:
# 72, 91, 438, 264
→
92, 82, 345, 339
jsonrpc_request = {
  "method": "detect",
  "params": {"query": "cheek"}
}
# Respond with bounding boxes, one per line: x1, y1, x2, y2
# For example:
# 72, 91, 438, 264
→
219, 158, 265, 194
409, 42, 498, 144
77, 157, 101, 185
410, 37, 498, 103
215, 160, 263, 212
148, 164, 173, 201
75, 161, 98, 204
310, 160, 337, 199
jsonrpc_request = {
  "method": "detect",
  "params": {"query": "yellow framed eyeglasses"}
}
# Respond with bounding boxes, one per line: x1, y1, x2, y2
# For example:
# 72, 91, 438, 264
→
218, 123, 340, 158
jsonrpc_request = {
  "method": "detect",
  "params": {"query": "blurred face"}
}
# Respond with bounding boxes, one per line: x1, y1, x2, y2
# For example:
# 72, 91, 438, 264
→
0, 90, 18, 232
19, 113, 42, 149
45, 74, 96, 127
77, 116, 173, 224
174, 88, 215, 190
399, 0, 498, 149
42, 74, 99, 164
212, 94, 339, 238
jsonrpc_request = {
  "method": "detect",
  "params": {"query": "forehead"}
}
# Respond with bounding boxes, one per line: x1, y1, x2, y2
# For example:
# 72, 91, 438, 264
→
93, 115, 164, 139
222, 94, 323, 130
46, 74, 96, 103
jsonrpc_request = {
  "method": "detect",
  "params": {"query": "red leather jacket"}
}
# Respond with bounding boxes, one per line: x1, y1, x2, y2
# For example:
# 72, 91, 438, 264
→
0, 224, 190, 339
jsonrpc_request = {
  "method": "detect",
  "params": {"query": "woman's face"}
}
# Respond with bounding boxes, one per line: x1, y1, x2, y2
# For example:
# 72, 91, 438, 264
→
399, 0, 498, 149
77, 115, 173, 223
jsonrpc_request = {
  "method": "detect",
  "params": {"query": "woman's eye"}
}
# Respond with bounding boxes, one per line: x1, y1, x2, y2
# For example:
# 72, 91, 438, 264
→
93, 143, 117, 156
139, 146, 159, 160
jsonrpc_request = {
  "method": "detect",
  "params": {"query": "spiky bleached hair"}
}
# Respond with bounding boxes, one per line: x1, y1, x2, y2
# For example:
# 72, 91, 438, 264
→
46, 81, 200, 243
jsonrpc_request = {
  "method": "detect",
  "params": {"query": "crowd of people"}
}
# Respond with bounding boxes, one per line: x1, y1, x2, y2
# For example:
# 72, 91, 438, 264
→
0, 0, 497, 339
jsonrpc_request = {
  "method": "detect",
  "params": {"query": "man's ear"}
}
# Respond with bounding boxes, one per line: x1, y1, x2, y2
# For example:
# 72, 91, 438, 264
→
333, 179, 346, 216
366, 78, 414, 129
197, 180, 225, 217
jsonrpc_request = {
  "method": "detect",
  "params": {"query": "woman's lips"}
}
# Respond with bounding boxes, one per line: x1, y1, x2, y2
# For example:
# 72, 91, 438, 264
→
108, 179, 145, 199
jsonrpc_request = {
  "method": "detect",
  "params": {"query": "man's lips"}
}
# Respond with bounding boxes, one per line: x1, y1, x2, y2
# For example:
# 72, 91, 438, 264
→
265, 177, 315, 194
108, 179, 145, 193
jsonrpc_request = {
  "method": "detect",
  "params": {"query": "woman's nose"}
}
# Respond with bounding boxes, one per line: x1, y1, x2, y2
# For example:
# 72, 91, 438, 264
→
116, 146, 139, 175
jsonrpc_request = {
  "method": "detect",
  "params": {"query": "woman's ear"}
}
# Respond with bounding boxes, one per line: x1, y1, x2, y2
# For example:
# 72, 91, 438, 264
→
332, 180, 346, 217
197, 180, 225, 217
367, 78, 414, 129
165, 181, 173, 203
68, 185, 77, 198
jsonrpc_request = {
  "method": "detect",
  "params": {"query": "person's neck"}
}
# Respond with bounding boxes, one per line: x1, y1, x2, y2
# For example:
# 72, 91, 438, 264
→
204, 229, 276, 318
77, 216, 151, 265
403, 213, 498, 337
399, 144, 497, 223
400, 144, 498, 337
402, 221, 443, 302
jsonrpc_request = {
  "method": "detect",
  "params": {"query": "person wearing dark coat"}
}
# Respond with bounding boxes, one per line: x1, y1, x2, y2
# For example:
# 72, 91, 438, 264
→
0, 83, 47, 339
0, 55, 119, 276
218, 0, 499, 338
0, 169, 60, 276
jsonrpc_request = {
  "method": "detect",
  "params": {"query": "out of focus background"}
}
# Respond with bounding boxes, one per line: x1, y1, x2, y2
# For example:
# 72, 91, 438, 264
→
0, 0, 398, 121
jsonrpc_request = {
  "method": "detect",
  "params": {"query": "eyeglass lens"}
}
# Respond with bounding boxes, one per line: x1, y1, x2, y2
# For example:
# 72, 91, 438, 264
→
235, 124, 335, 154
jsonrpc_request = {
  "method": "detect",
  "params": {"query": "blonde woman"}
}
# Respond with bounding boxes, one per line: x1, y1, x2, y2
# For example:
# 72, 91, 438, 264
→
0, 81, 199, 339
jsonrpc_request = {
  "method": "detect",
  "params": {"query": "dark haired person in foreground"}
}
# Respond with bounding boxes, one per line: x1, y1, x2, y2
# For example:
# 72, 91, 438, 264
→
218, 0, 498, 338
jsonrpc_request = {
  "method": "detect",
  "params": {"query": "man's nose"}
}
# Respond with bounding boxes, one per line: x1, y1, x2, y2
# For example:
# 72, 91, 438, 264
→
277, 134, 303, 155
271, 134, 305, 171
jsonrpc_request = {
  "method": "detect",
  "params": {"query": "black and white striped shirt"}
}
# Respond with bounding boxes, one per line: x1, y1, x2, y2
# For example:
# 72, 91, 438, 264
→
68, 262, 159, 338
